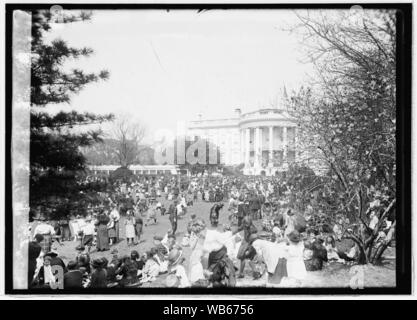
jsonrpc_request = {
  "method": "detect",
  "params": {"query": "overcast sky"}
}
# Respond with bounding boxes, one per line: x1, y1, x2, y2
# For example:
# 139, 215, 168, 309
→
45, 9, 315, 142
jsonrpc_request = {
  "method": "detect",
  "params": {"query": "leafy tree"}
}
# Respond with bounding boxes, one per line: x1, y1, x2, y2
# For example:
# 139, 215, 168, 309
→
109, 166, 134, 183
287, 10, 396, 264
30, 10, 113, 217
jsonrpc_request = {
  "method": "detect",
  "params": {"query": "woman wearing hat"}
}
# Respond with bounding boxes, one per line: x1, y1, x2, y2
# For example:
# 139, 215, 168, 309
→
107, 215, 116, 246
95, 211, 110, 251
166, 248, 190, 288
286, 230, 307, 285
31, 255, 55, 288
188, 230, 206, 287
125, 210, 136, 246
90, 258, 108, 288
33, 217, 56, 254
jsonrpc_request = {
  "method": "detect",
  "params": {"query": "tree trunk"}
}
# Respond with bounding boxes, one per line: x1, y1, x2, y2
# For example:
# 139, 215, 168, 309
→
371, 220, 396, 263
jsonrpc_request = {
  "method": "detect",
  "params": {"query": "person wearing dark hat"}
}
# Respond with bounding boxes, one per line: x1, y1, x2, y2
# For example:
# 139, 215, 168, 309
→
116, 255, 139, 287
241, 233, 261, 280
304, 238, 328, 272
152, 234, 168, 256
44, 248, 67, 273
133, 205, 144, 244
90, 258, 107, 288
168, 201, 178, 235
31, 255, 55, 288
248, 192, 261, 221
236, 196, 247, 228
28, 234, 44, 287
64, 260, 83, 289
131, 250, 145, 272
75, 245, 90, 273
95, 211, 110, 251
106, 257, 119, 287
209, 203, 224, 227
204, 244, 237, 288
236, 216, 258, 279
59, 215, 71, 242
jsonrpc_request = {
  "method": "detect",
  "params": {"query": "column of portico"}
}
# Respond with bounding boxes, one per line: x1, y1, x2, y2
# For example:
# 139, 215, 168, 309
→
240, 129, 244, 164
268, 126, 274, 167
283, 126, 288, 164
245, 128, 250, 167
254, 127, 260, 168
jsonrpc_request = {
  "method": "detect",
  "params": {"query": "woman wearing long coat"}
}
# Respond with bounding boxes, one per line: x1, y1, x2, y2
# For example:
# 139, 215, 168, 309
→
95, 213, 110, 251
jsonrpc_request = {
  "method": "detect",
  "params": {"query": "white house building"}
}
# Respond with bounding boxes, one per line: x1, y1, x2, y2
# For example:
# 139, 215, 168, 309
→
186, 107, 298, 176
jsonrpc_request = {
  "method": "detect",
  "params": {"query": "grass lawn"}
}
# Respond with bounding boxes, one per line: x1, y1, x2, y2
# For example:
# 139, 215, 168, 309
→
49, 197, 395, 288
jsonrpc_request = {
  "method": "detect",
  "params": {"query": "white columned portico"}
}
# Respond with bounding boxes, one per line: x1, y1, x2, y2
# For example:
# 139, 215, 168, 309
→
240, 129, 244, 164
254, 127, 260, 168
268, 126, 274, 167
283, 126, 287, 163
245, 128, 250, 167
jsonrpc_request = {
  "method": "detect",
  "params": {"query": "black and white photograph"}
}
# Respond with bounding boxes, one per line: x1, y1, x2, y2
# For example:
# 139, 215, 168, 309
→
3, 2, 412, 296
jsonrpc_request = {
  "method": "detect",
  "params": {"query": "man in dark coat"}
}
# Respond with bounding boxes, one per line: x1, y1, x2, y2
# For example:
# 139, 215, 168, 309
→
28, 234, 44, 286
173, 185, 180, 200
249, 193, 261, 220
236, 216, 258, 279
209, 203, 224, 227
64, 260, 83, 288
168, 201, 178, 235
236, 198, 248, 228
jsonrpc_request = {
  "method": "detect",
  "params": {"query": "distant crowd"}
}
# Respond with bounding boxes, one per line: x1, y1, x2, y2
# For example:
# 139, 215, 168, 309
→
28, 174, 393, 289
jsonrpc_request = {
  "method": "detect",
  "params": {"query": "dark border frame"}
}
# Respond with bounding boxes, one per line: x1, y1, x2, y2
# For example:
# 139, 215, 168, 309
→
4, 2, 412, 295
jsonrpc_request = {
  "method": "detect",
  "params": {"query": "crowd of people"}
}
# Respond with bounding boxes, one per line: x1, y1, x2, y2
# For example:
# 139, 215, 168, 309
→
28, 173, 393, 289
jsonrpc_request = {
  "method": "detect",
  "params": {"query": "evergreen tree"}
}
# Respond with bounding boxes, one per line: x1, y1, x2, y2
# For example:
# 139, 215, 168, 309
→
30, 10, 113, 218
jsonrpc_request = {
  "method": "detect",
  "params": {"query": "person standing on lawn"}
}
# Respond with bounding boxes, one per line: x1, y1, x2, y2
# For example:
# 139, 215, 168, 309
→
81, 216, 95, 253
110, 205, 120, 243
286, 230, 307, 285
125, 210, 136, 246
236, 215, 258, 279
107, 215, 116, 246
95, 211, 110, 252
134, 212, 144, 244
169, 200, 178, 235
209, 203, 224, 227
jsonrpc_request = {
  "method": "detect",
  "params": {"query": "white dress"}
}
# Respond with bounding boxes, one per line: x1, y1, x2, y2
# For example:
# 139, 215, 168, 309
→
286, 242, 307, 280
125, 219, 135, 238
189, 243, 205, 284
172, 265, 191, 288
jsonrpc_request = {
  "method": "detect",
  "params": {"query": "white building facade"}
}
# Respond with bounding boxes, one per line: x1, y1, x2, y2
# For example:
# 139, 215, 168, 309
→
186, 107, 298, 176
